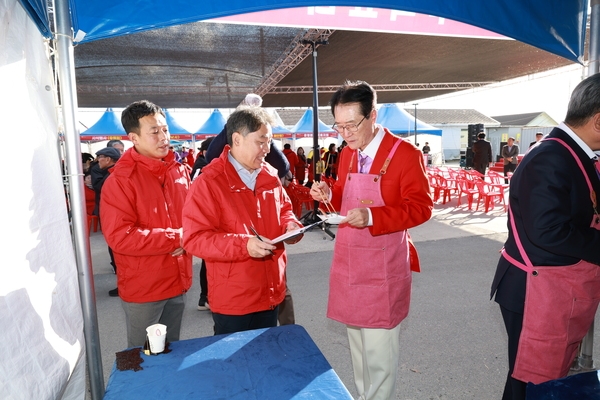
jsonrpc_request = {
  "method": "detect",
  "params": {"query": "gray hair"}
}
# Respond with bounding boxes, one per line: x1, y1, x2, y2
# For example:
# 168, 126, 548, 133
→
565, 73, 600, 127
226, 106, 273, 146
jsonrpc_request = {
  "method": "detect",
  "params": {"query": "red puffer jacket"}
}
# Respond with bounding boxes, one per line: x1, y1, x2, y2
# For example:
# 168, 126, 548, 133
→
183, 146, 298, 315
100, 148, 193, 303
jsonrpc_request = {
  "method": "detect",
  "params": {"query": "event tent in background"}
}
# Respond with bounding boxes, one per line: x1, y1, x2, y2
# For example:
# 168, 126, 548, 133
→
80, 108, 127, 141
291, 108, 336, 139
377, 103, 442, 136
2, 0, 596, 399
164, 109, 193, 140
271, 109, 293, 139
195, 109, 226, 139
291, 108, 338, 151
376, 103, 443, 164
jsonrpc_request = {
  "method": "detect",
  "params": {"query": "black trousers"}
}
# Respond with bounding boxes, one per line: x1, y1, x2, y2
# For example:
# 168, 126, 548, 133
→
503, 163, 517, 183
500, 305, 527, 400
212, 306, 279, 335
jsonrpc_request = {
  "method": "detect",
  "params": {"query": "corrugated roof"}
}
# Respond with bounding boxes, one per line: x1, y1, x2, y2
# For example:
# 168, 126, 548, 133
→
490, 112, 544, 125
404, 109, 499, 125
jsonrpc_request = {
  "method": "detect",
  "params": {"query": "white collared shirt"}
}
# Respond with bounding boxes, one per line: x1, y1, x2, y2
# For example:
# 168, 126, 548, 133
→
228, 152, 260, 190
559, 122, 598, 160
358, 124, 385, 161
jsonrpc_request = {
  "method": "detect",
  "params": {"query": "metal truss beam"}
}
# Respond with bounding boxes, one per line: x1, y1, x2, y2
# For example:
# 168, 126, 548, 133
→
252, 28, 335, 98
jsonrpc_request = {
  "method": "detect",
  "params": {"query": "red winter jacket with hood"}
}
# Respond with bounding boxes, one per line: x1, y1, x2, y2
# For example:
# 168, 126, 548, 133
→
183, 145, 299, 315
100, 147, 193, 303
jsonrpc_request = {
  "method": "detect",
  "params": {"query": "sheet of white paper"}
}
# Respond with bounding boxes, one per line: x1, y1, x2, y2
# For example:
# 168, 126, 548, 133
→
270, 221, 323, 244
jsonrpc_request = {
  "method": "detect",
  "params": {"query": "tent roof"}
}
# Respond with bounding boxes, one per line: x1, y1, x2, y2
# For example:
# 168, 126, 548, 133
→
195, 109, 226, 134
72, 21, 578, 110
405, 109, 499, 125
164, 109, 191, 134
80, 108, 128, 140
377, 103, 442, 136
291, 108, 336, 135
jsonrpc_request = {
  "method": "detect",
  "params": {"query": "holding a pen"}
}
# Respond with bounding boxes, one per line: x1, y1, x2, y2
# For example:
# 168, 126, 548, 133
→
182, 106, 304, 336
248, 226, 276, 257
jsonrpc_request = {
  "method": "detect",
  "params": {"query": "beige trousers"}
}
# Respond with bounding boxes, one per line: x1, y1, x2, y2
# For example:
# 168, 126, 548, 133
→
347, 323, 402, 400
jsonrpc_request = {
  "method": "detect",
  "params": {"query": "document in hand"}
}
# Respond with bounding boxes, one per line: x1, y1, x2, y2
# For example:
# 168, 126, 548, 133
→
269, 220, 323, 244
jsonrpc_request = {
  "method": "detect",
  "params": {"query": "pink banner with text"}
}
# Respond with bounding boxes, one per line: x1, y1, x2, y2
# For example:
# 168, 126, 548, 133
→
209, 7, 506, 40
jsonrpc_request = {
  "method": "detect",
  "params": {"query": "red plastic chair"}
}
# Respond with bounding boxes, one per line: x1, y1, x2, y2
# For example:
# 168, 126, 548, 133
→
456, 177, 480, 210
287, 182, 315, 218
474, 180, 506, 213
431, 174, 453, 204
87, 214, 100, 233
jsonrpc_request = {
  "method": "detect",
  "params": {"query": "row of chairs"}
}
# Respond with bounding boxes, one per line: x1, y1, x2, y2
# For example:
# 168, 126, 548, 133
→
285, 177, 339, 219
427, 167, 509, 213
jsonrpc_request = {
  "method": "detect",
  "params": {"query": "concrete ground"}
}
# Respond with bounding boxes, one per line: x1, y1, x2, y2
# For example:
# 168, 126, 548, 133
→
88, 179, 600, 399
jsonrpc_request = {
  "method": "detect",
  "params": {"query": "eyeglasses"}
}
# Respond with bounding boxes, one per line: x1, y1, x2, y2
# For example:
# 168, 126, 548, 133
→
332, 115, 367, 134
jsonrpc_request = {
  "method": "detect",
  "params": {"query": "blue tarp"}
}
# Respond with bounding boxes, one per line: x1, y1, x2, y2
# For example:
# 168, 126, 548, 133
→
377, 103, 442, 136
80, 108, 127, 140
195, 109, 226, 136
291, 108, 335, 136
24, 1, 588, 63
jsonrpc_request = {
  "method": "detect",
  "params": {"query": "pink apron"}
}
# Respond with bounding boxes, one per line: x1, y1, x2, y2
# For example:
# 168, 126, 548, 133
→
502, 137, 600, 384
327, 139, 412, 329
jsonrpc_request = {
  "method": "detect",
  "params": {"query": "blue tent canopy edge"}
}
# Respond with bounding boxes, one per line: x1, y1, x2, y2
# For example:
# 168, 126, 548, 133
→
21, 0, 587, 63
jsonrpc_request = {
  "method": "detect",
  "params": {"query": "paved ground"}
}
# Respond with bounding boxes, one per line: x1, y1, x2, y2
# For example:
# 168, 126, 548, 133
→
88, 183, 600, 399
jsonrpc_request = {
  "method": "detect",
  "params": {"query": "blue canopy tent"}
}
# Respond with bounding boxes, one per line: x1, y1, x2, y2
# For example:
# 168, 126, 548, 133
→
163, 109, 192, 140
195, 109, 226, 139
271, 109, 293, 139
80, 108, 127, 141
376, 103, 442, 136
291, 108, 336, 139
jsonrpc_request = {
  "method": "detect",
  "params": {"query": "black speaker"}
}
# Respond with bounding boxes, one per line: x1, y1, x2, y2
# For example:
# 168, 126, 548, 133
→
467, 123, 484, 146
465, 147, 474, 168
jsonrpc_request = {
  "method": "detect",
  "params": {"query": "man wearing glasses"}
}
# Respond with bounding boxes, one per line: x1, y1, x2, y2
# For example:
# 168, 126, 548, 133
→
310, 81, 432, 400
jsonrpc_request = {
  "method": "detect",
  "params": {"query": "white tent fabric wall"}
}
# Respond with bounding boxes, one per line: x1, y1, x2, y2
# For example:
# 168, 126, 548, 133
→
0, 0, 86, 399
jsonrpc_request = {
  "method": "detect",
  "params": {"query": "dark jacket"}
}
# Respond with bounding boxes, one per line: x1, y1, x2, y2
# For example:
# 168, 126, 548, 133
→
471, 138, 493, 166
491, 127, 600, 313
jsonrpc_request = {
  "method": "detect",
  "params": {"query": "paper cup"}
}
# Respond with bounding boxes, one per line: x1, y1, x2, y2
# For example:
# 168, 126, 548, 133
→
146, 323, 167, 354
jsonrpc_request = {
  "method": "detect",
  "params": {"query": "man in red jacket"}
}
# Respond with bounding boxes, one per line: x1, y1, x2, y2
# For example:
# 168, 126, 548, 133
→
310, 81, 432, 400
100, 100, 193, 348
183, 106, 302, 335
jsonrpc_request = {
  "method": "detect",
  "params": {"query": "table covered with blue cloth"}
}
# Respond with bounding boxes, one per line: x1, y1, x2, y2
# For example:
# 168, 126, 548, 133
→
104, 324, 352, 399
527, 370, 600, 399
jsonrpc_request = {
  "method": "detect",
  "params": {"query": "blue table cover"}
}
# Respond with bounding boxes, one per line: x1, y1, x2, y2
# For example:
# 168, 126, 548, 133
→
527, 370, 600, 399
104, 324, 352, 399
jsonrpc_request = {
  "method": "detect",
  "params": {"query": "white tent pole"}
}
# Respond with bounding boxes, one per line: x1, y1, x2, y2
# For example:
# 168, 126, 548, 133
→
54, 0, 105, 398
